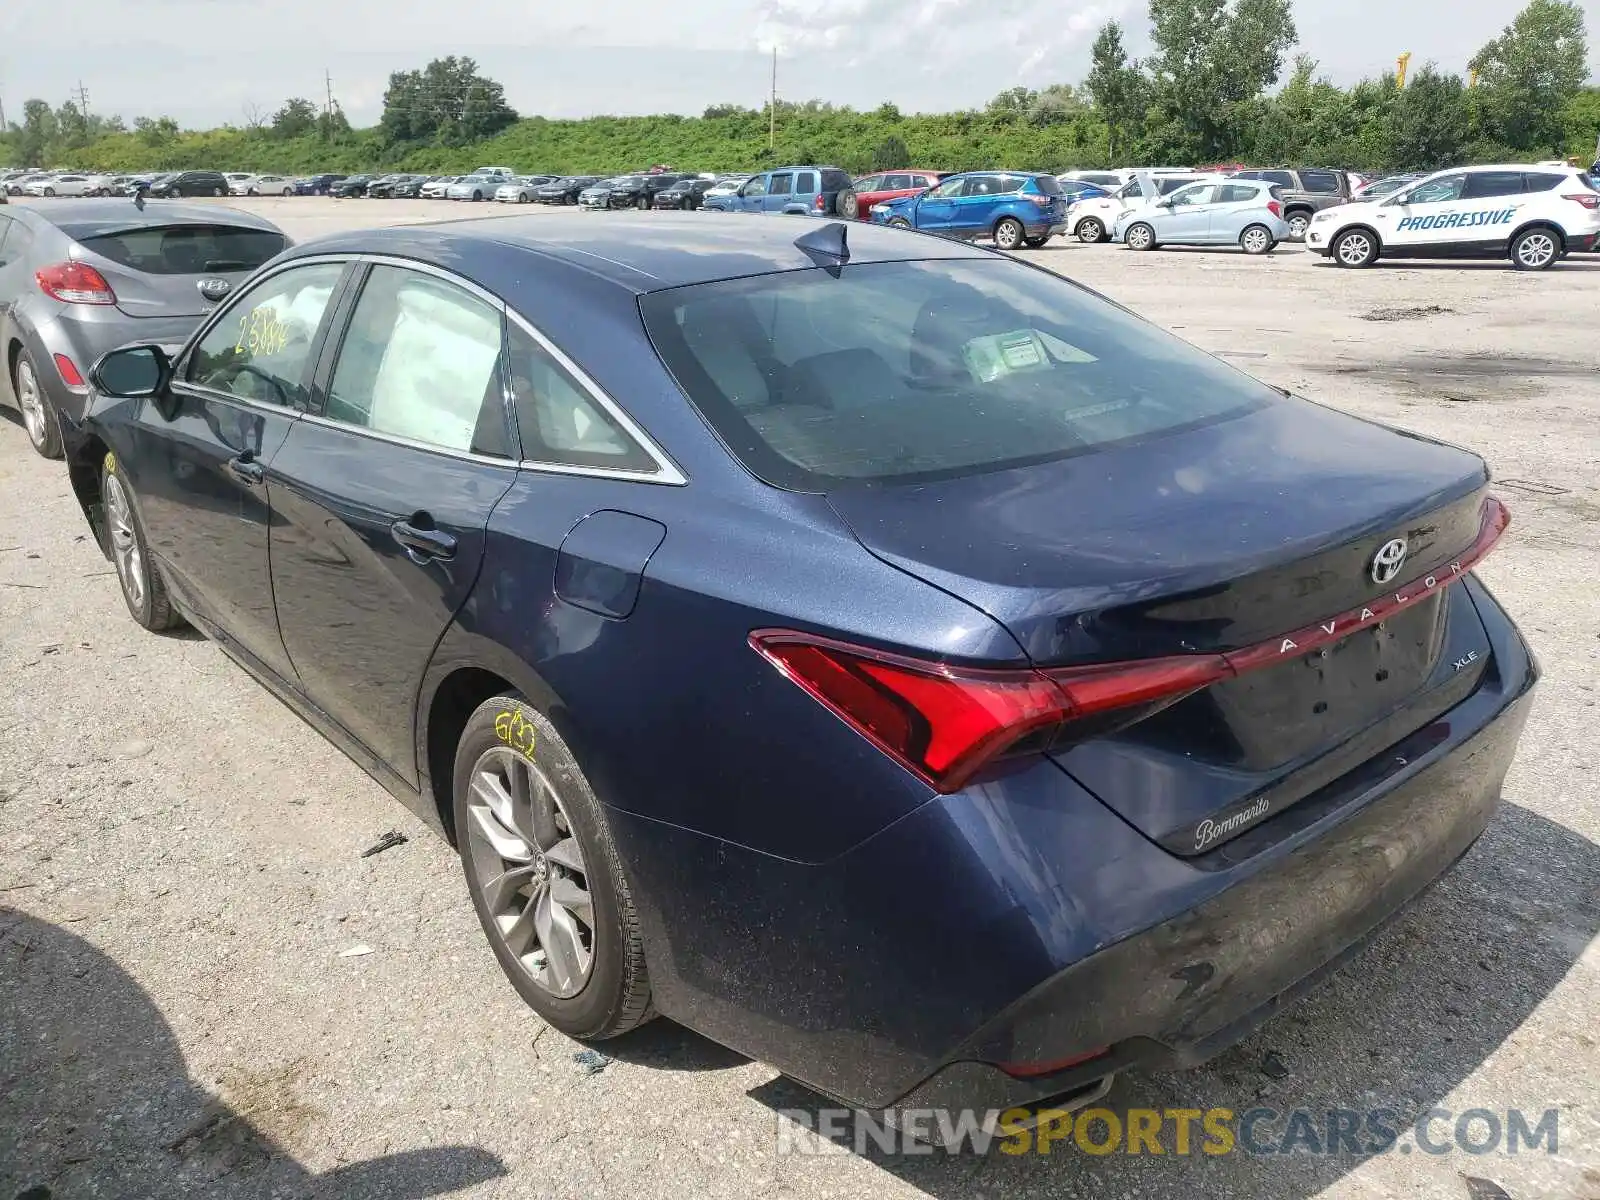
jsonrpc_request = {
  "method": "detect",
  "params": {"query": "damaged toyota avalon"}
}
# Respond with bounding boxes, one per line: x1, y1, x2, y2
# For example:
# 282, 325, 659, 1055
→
66, 213, 1537, 1130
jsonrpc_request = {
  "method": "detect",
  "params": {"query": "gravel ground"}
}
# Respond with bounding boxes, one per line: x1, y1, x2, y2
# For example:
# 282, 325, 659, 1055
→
2, 198, 1597, 1200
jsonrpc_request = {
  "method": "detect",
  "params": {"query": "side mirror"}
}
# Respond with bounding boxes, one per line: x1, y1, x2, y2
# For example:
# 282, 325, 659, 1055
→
91, 345, 171, 399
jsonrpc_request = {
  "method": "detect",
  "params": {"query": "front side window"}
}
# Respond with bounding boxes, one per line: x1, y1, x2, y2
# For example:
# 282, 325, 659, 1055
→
930, 176, 967, 199
1168, 184, 1216, 206
324, 265, 509, 456
507, 323, 657, 473
742, 177, 768, 199
641, 258, 1274, 489
187, 262, 345, 408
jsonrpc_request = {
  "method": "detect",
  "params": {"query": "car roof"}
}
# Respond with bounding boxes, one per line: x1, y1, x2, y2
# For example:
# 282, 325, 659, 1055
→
21, 198, 283, 235
285, 211, 993, 293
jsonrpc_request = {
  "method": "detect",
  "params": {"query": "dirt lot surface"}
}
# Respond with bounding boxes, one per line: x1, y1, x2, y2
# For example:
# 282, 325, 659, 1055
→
3, 197, 1598, 1199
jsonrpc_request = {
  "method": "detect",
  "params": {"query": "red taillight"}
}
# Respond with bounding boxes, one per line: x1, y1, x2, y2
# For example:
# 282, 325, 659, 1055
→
999, 1047, 1112, 1079
1267, 200, 1283, 218
751, 496, 1510, 794
1561, 193, 1600, 210
53, 354, 84, 387
815, 193, 826, 211
1025, 193, 1051, 206
36, 262, 116, 305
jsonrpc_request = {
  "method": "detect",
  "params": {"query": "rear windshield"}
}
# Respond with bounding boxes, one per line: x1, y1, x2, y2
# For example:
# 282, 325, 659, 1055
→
74, 224, 287, 274
1032, 175, 1063, 195
640, 259, 1274, 489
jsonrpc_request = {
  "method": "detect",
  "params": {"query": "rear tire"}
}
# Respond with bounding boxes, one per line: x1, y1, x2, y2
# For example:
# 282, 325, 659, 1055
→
1075, 217, 1106, 243
43, 187, 55, 197
282, 187, 292, 196
13, 350, 63, 459
1125, 222, 1157, 251
838, 189, 859, 220
1331, 227, 1378, 268
454, 696, 654, 1040
1022, 235, 1050, 248
1509, 227, 1560, 271
212, 187, 224, 197
1239, 224, 1275, 255
993, 217, 1025, 250
101, 454, 180, 632
1285, 210, 1311, 240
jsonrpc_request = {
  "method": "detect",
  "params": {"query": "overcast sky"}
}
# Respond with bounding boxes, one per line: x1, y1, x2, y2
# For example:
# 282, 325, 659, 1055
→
3, 0, 1597, 129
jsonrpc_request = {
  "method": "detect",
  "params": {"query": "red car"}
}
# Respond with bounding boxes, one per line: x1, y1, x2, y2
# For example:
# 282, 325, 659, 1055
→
841, 170, 945, 220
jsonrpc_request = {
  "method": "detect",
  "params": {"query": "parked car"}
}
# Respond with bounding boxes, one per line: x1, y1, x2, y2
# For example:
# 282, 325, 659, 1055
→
85, 174, 130, 197
1353, 173, 1424, 199
372, 174, 427, 199
330, 175, 375, 198
1114, 179, 1290, 254
699, 166, 854, 216
495, 176, 561, 204
224, 173, 254, 191
148, 171, 231, 198
250, 175, 296, 196
594, 173, 690, 210
25, 174, 94, 198
292, 174, 347, 196
5, 173, 50, 196
69, 211, 1536, 1130
419, 176, 460, 199
1059, 169, 1129, 189
535, 176, 601, 205
870, 170, 1068, 249
1308, 163, 1600, 270
1066, 173, 1223, 243
1228, 168, 1353, 239
651, 177, 719, 210
472, 166, 517, 179
0, 198, 288, 458
118, 175, 158, 196
447, 173, 503, 202
701, 175, 749, 202
1056, 179, 1111, 204
839, 171, 945, 220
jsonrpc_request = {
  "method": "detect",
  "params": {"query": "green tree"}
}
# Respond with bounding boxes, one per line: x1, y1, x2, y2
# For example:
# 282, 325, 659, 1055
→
1145, 0, 1297, 159
316, 104, 352, 141
271, 98, 318, 139
702, 103, 746, 119
381, 57, 517, 146
1389, 65, 1470, 170
133, 115, 181, 149
1469, 0, 1589, 153
1028, 83, 1084, 127
18, 99, 57, 165
1085, 21, 1145, 158
871, 134, 911, 169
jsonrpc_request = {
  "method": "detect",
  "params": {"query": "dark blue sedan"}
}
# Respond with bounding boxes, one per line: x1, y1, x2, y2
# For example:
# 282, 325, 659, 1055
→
66, 213, 1536, 1126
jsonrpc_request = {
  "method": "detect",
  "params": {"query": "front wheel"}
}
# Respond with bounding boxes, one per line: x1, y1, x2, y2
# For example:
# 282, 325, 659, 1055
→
454, 697, 654, 1039
1239, 224, 1275, 255
43, 187, 55, 197
993, 217, 1025, 250
636, 195, 649, 210
101, 455, 181, 631
1124, 222, 1157, 251
212, 187, 224, 197
888, 217, 912, 230
282, 187, 292, 196
1285, 211, 1311, 240
1510, 227, 1560, 271
1331, 228, 1378, 268
518, 192, 530, 204
1075, 217, 1105, 243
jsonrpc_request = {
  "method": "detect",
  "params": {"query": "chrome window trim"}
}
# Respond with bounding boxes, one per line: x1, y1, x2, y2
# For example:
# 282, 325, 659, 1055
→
503, 308, 688, 486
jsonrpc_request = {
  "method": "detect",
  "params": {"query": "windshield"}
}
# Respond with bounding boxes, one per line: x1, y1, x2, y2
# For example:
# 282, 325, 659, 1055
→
640, 258, 1274, 489
71, 224, 287, 274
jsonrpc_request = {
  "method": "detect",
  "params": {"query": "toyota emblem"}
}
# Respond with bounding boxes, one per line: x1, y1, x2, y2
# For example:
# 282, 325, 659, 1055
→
1370, 538, 1408, 585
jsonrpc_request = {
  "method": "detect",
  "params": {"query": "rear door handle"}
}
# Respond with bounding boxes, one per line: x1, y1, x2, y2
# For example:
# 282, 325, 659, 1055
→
226, 454, 265, 486
391, 517, 457, 563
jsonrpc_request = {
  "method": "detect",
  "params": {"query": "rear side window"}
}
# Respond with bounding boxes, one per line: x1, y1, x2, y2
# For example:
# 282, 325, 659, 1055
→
1259, 170, 1296, 188
1462, 171, 1527, 199
325, 265, 511, 457
1032, 175, 1063, 195
796, 171, 818, 194
507, 322, 657, 474
1299, 171, 1341, 193
640, 258, 1274, 489
75, 224, 286, 275
1522, 172, 1566, 191
1217, 184, 1261, 203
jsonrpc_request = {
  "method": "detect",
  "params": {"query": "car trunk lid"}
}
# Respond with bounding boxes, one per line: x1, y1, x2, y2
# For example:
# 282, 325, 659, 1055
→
825, 399, 1502, 854
70, 223, 287, 319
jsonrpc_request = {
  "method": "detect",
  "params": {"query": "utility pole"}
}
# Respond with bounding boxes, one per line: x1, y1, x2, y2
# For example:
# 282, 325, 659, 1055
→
768, 47, 777, 150
73, 81, 90, 120
324, 69, 334, 119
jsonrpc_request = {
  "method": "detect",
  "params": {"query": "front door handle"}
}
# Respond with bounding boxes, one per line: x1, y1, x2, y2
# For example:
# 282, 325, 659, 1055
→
391, 516, 457, 563
226, 453, 265, 486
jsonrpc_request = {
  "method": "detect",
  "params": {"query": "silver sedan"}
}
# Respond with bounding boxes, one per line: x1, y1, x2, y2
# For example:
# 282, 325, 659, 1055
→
1114, 180, 1291, 255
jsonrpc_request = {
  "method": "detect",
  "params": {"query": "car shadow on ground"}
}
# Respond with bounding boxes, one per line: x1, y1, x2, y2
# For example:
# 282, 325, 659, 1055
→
0, 908, 508, 1200
746, 802, 1600, 1196
594, 1017, 751, 1072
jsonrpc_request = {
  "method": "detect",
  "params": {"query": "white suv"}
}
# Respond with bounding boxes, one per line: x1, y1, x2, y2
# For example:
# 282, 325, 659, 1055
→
1308, 164, 1600, 271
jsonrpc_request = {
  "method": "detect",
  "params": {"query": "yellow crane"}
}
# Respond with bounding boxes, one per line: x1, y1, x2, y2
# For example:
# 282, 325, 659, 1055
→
1396, 52, 1412, 89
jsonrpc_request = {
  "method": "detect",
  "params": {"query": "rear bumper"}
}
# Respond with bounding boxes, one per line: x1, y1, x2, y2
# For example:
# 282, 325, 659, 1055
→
607, 576, 1537, 1112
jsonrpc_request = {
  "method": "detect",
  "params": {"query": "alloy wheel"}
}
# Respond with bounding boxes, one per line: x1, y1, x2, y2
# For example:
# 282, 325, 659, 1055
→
1515, 231, 1557, 270
465, 746, 595, 999
1287, 213, 1310, 239
15, 358, 47, 449
994, 220, 1023, 250
103, 473, 147, 613
1126, 224, 1154, 250
1336, 232, 1373, 267
1077, 218, 1103, 243
1241, 226, 1271, 254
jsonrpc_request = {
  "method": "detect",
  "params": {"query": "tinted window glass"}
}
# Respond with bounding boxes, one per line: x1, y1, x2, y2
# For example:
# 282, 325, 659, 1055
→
641, 259, 1273, 489
188, 263, 344, 409
507, 323, 656, 473
1462, 171, 1529, 199
769, 173, 793, 196
1156, 178, 1194, 195
884, 174, 911, 190
854, 176, 884, 192
1300, 170, 1340, 193
965, 175, 1008, 197
1522, 172, 1565, 191
796, 172, 818, 194
1217, 184, 1260, 203
1033, 175, 1063, 195
76, 224, 286, 275
324, 266, 509, 456
1260, 171, 1296, 187
929, 177, 966, 199
1406, 175, 1466, 203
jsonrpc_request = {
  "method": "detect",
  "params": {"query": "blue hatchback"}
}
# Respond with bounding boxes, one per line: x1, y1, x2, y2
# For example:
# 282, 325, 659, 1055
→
870, 170, 1070, 248
69, 213, 1536, 1128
